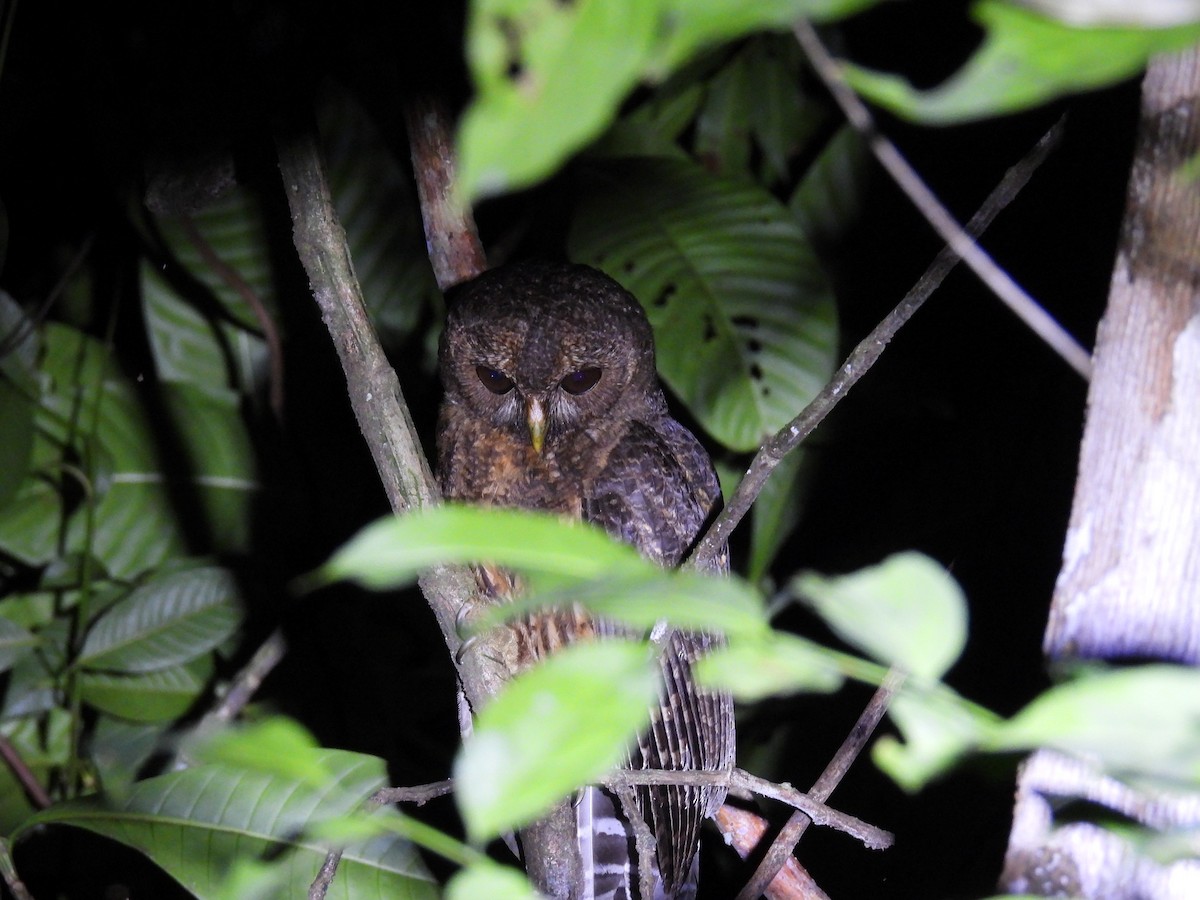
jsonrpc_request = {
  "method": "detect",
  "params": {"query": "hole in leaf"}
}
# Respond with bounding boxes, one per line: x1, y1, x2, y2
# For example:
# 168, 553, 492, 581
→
732, 315, 759, 329
702, 315, 717, 342
653, 283, 676, 308
747, 338, 762, 353
749, 362, 763, 380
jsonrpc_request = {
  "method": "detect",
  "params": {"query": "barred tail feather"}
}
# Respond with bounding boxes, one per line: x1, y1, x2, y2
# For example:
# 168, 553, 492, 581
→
577, 786, 699, 900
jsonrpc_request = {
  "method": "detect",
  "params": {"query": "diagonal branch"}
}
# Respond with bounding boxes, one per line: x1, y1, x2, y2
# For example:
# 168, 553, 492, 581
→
792, 19, 1091, 379
735, 670, 904, 900
689, 117, 1065, 571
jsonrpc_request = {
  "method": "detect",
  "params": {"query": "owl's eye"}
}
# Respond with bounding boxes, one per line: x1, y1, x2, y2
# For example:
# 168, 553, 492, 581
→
476, 366, 514, 395
561, 367, 602, 395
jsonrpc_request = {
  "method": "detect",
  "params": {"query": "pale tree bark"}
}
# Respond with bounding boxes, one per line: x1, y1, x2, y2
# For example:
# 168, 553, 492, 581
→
1001, 43, 1200, 898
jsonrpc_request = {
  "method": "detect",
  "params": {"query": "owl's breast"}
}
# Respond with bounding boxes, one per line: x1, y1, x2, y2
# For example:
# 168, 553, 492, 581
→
438, 406, 586, 519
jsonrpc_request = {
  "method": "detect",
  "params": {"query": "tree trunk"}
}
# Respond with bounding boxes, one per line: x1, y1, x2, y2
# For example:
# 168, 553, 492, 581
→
1001, 43, 1200, 898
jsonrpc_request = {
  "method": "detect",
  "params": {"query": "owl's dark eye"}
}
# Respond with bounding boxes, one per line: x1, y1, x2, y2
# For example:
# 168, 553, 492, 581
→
476, 366, 514, 395
561, 367, 602, 395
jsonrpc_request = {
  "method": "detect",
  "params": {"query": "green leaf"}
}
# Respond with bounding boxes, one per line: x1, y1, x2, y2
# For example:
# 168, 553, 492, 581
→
79, 656, 214, 722
0, 614, 39, 674
141, 264, 266, 397
844, 1, 1200, 123
458, 0, 884, 199
12, 750, 435, 900
447, 861, 541, 900
792, 552, 968, 681
89, 717, 168, 794
454, 640, 658, 840
187, 718, 329, 788
746, 448, 807, 583
0, 477, 62, 567
570, 157, 837, 451
991, 665, 1200, 790
0, 709, 71, 832
696, 631, 843, 700
489, 567, 769, 641
320, 504, 647, 591
322, 505, 768, 639
459, 0, 660, 199
78, 566, 242, 673
142, 186, 276, 395
873, 684, 998, 792
789, 125, 870, 246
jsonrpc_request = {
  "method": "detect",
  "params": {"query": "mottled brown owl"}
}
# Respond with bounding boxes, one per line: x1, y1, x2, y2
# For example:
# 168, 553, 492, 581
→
437, 261, 735, 899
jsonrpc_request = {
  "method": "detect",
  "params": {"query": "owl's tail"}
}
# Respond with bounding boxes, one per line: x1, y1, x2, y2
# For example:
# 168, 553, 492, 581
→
576, 785, 697, 900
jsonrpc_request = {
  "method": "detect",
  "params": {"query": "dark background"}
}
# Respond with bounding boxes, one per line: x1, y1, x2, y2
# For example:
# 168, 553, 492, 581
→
0, 0, 1139, 896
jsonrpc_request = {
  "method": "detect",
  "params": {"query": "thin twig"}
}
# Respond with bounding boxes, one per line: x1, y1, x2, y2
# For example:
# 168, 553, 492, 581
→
371, 779, 456, 806
178, 215, 286, 421
792, 19, 1092, 379
0, 736, 50, 810
600, 768, 893, 851
171, 629, 289, 771
689, 117, 1065, 570
735, 670, 904, 899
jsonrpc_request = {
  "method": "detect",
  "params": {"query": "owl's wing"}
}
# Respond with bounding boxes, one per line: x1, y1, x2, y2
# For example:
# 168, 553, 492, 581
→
583, 418, 735, 897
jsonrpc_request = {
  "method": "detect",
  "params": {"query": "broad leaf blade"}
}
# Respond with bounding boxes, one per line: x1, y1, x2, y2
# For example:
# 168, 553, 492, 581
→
455, 640, 658, 840
79, 656, 214, 722
845, 1, 1200, 123
570, 156, 837, 451
792, 553, 968, 681
320, 504, 648, 591
13, 750, 435, 900
78, 566, 242, 673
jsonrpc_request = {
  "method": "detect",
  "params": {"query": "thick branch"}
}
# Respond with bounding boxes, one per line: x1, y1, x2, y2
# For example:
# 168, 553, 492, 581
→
690, 120, 1063, 569
403, 95, 488, 291
274, 127, 507, 708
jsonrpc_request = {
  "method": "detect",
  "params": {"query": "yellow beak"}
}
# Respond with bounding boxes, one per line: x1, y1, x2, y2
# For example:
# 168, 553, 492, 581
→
526, 398, 546, 454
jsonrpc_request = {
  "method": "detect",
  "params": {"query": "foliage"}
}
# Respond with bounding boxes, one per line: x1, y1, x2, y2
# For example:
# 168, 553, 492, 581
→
1, 0, 1197, 898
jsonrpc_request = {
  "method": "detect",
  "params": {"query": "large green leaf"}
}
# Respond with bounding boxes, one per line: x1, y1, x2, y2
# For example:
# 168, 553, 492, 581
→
78, 566, 242, 673
447, 861, 540, 900
13, 750, 436, 900
321, 505, 769, 639
79, 655, 214, 722
142, 186, 275, 395
697, 630, 844, 700
991, 665, 1200, 791
570, 156, 837, 451
454, 640, 658, 840
845, 0, 1200, 123
458, 0, 885, 199
321, 504, 648, 590
792, 553, 968, 681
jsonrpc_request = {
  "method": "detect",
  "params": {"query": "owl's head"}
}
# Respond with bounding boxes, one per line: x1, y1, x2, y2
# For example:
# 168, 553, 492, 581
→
439, 261, 662, 452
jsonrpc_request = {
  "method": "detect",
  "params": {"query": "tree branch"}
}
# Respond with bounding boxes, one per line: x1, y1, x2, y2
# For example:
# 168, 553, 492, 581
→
792, 19, 1091, 379
600, 768, 893, 851
735, 670, 903, 899
689, 117, 1064, 570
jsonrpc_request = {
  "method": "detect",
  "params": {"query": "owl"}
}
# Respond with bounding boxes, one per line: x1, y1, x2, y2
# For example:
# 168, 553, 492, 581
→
437, 261, 736, 899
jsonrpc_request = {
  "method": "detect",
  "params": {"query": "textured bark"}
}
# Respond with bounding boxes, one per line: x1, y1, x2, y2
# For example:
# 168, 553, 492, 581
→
1002, 44, 1200, 899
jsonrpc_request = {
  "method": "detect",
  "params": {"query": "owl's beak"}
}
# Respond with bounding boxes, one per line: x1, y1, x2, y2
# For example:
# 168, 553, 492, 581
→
526, 398, 546, 454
